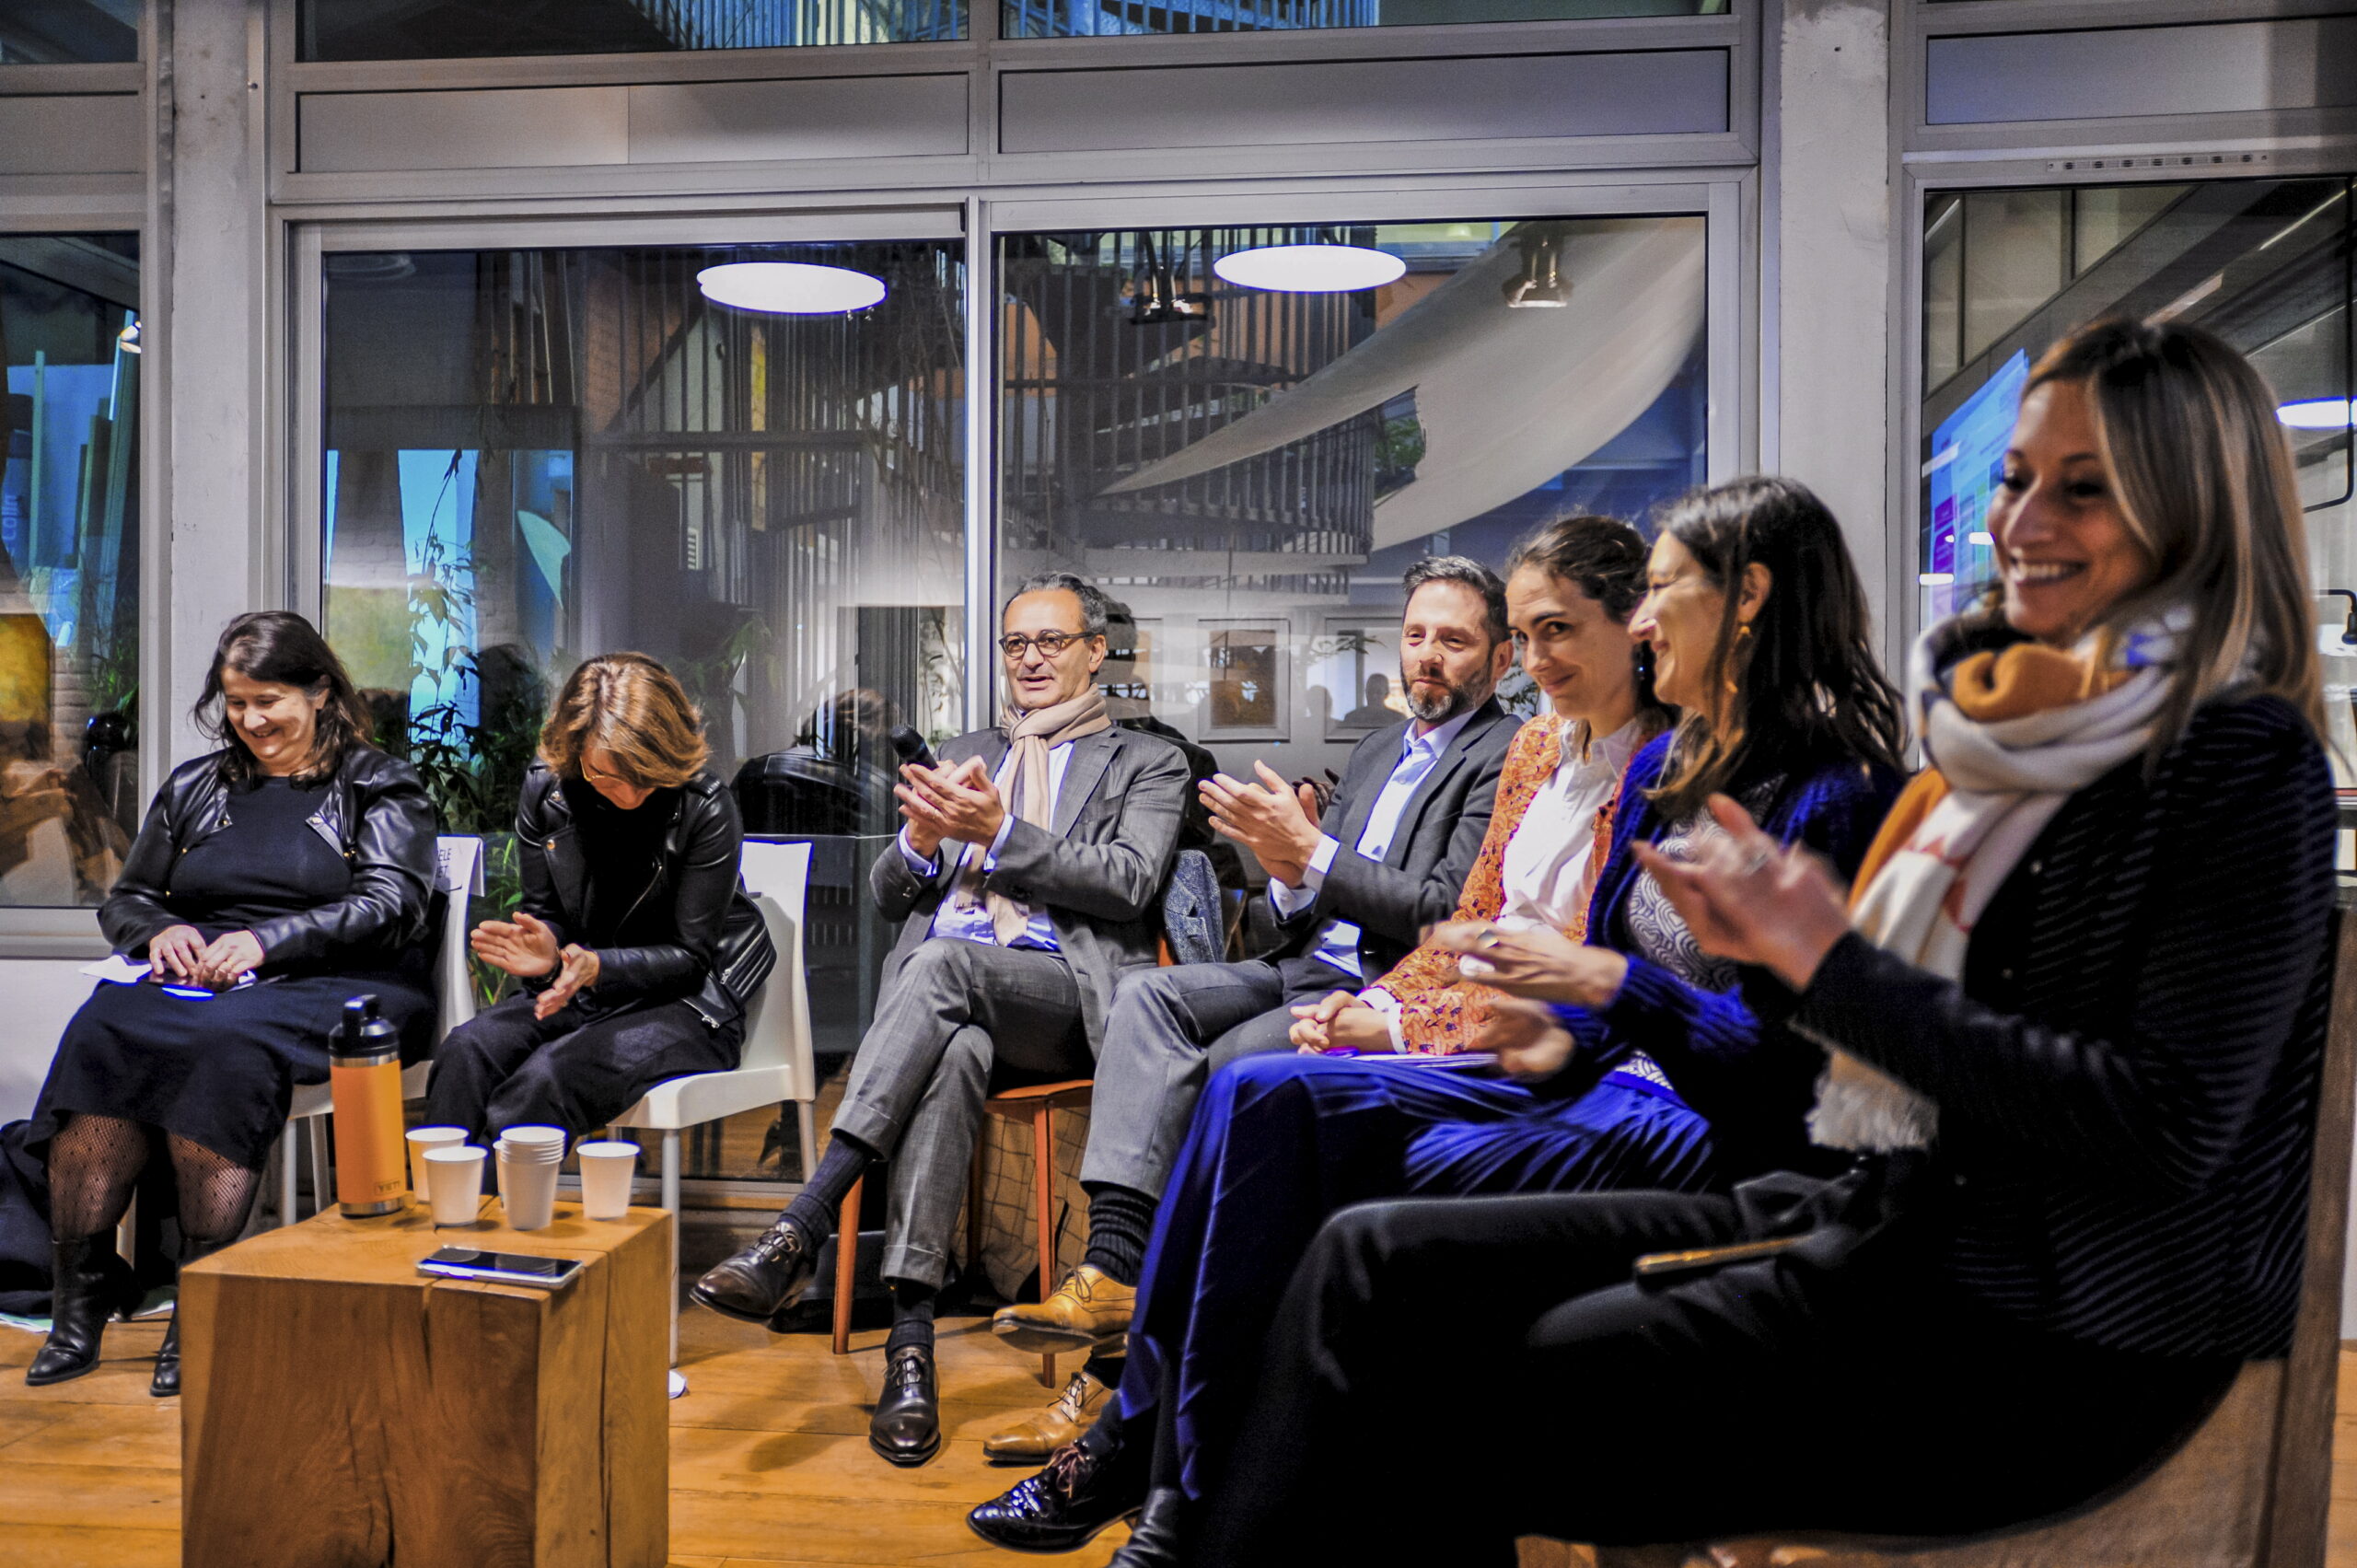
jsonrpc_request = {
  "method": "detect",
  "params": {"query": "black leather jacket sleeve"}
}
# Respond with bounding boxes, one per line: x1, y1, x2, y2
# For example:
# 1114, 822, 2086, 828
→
511, 778, 575, 958
248, 759, 438, 966
591, 787, 745, 1003
99, 772, 192, 954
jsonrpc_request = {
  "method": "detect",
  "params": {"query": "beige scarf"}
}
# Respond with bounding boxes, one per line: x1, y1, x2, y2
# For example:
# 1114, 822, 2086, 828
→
951, 688, 1111, 944
1808, 611, 2183, 1153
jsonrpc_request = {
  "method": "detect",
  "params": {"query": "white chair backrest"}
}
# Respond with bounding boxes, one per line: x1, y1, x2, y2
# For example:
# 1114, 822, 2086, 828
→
434, 836, 484, 1043
735, 840, 812, 1078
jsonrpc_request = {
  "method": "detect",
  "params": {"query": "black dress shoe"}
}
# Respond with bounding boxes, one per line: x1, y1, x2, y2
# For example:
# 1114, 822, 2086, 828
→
1107, 1486, 1189, 1567
869, 1342, 940, 1467
967, 1437, 1148, 1551
691, 1219, 818, 1328
28, 1236, 138, 1388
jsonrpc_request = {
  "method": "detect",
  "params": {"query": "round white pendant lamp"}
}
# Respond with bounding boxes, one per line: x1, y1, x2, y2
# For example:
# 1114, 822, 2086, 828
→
2279, 398, 2354, 431
696, 261, 886, 315
1212, 243, 1404, 294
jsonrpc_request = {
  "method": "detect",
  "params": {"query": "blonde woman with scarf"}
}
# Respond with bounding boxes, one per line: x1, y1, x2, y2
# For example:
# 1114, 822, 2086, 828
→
1188, 319, 2336, 1568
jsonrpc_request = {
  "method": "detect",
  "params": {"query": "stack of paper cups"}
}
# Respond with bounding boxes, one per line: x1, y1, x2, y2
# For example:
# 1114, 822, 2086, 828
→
422, 1145, 488, 1226
495, 1125, 567, 1230
575, 1141, 640, 1221
405, 1126, 467, 1198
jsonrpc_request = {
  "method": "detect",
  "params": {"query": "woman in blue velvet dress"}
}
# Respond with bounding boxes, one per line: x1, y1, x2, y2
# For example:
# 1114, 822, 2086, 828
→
965, 476, 1910, 1565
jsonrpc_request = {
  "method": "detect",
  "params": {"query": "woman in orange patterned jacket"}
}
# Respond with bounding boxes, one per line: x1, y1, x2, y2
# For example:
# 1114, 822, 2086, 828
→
1290, 514, 1670, 1058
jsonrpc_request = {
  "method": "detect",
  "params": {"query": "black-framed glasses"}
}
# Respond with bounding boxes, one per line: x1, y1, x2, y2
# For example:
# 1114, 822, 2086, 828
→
998, 631, 1091, 659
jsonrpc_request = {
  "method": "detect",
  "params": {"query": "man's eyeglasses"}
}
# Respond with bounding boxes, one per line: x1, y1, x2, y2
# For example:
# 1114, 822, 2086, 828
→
998, 631, 1092, 659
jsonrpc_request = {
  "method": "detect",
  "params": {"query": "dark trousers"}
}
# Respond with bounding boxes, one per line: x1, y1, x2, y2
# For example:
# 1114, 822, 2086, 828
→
1196, 1186, 2238, 1568
424, 993, 741, 1142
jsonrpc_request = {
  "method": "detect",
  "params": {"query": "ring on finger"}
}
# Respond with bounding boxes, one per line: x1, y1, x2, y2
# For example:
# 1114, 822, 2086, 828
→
1739, 848, 1773, 877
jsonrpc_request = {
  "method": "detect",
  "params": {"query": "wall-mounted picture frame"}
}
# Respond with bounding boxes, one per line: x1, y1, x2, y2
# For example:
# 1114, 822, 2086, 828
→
1199, 618, 1290, 742
1304, 614, 1406, 741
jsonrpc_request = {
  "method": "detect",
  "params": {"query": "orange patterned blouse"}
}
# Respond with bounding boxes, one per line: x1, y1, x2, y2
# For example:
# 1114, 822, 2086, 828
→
1365, 711, 1654, 1053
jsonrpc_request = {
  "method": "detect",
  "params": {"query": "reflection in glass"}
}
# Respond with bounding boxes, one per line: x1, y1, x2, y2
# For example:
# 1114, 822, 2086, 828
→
0, 235, 141, 909
300, 0, 964, 60
1004, 0, 1719, 35
0, 1, 138, 64
999, 215, 1706, 819
320, 240, 964, 1179
1919, 178, 2355, 758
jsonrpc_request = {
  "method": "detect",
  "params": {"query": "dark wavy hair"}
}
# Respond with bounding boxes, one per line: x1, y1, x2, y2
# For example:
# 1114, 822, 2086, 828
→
193, 611, 377, 785
1646, 477, 1906, 820
1505, 513, 1671, 728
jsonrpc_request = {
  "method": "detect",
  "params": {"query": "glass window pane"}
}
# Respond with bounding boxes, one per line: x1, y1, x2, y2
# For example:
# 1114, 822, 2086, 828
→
2073, 183, 2190, 277
320, 238, 965, 1181
300, 0, 964, 60
1004, 0, 1717, 36
0, 1, 139, 64
0, 234, 142, 909
1924, 192, 1963, 391
1960, 189, 2066, 366
997, 215, 1705, 865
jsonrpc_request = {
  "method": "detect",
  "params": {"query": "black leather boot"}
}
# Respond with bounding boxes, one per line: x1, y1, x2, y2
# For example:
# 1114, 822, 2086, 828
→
868, 1342, 941, 1467
1107, 1486, 1190, 1568
27, 1236, 136, 1388
148, 1310, 180, 1399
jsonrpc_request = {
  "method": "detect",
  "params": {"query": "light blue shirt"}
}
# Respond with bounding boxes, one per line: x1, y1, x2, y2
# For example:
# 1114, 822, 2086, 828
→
899, 739, 1074, 953
1269, 707, 1477, 981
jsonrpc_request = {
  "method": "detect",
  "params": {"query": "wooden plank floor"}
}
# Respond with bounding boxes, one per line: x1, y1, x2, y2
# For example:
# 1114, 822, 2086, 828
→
6, 1312, 2357, 1566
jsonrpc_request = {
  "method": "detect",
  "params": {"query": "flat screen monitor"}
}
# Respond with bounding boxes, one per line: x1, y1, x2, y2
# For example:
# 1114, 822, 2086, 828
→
1922, 347, 2029, 622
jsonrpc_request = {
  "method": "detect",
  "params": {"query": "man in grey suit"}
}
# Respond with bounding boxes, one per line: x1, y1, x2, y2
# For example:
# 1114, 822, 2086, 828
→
979, 558, 1516, 1458
694, 571, 1189, 1469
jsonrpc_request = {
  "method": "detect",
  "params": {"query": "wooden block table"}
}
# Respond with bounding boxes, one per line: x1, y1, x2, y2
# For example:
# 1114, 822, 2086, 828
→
180, 1199, 671, 1568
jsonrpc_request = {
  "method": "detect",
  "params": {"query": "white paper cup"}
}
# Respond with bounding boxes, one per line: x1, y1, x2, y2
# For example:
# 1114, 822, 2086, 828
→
406, 1127, 467, 1197
498, 1146, 560, 1231
575, 1141, 639, 1221
424, 1145, 487, 1226
497, 1124, 567, 1151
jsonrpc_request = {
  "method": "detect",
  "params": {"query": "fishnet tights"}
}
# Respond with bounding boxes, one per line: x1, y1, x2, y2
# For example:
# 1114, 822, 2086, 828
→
46, 1111, 261, 1247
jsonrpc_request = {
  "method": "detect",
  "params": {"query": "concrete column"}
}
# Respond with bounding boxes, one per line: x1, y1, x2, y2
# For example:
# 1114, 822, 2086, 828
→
1768, 0, 1898, 659
159, 0, 269, 767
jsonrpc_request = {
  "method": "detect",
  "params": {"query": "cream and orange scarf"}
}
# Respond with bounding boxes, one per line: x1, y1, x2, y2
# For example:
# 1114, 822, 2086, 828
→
950, 688, 1111, 944
1807, 610, 2187, 1153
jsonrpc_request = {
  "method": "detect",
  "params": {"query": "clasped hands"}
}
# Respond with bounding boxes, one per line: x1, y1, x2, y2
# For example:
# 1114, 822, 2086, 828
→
473, 910, 603, 1020
894, 756, 1007, 862
145, 924, 264, 990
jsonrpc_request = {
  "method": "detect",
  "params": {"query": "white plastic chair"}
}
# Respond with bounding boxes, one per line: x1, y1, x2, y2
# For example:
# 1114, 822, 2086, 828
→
609, 838, 817, 1384
274, 835, 482, 1226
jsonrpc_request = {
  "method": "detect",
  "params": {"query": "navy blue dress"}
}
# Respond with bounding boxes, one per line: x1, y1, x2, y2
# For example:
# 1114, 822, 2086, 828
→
1117, 737, 1902, 1500
29, 775, 435, 1170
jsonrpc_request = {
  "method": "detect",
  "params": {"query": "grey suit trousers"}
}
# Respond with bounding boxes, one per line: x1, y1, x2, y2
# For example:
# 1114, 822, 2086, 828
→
1078, 953, 1349, 1201
832, 937, 1094, 1289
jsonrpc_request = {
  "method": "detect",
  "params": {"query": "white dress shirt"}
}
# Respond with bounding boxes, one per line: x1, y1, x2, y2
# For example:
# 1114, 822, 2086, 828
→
1363, 715, 1643, 1048
1270, 706, 1479, 982
900, 739, 1075, 953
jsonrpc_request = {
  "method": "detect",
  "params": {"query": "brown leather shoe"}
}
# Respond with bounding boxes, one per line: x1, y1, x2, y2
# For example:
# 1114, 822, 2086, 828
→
982, 1368, 1113, 1462
992, 1264, 1136, 1354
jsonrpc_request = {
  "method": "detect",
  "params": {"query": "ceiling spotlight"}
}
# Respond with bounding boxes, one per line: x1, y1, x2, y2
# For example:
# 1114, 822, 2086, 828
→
1503, 231, 1571, 309
1212, 244, 1404, 294
2280, 398, 2354, 431
697, 261, 886, 315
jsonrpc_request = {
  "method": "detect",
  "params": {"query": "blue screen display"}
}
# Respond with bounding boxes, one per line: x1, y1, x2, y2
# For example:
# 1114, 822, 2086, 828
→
1923, 348, 2029, 618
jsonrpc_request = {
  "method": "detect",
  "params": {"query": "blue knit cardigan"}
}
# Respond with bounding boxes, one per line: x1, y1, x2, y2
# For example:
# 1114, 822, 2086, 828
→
1549, 734, 1903, 1179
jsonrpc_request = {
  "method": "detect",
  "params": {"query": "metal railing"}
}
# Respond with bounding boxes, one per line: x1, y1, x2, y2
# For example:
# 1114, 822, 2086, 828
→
1004, 0, 1379, 37
634, 0, 966, 48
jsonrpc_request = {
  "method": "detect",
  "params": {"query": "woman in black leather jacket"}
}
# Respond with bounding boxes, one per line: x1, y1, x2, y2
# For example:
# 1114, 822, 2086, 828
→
26, 612, 437, 1397
424, 653, 775, 1148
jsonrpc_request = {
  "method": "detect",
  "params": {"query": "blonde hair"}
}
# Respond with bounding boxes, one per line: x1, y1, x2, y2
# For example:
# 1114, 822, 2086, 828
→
539, 653, 710, 788
2026, 319, 2326, 752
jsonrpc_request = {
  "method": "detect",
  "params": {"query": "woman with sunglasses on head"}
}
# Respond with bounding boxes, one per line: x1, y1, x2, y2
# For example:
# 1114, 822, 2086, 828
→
25, 612, 436, 1397
424, 653, 775, 1145
967, 483, 1907, 1568
1195, 319, 2336, 1568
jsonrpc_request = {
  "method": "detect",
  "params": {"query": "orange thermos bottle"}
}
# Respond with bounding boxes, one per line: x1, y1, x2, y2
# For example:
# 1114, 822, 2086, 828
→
330, 994, 408, 1217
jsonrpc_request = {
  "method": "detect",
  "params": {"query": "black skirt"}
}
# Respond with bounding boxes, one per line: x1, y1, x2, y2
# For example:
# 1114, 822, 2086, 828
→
28, 971, 435, 1171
